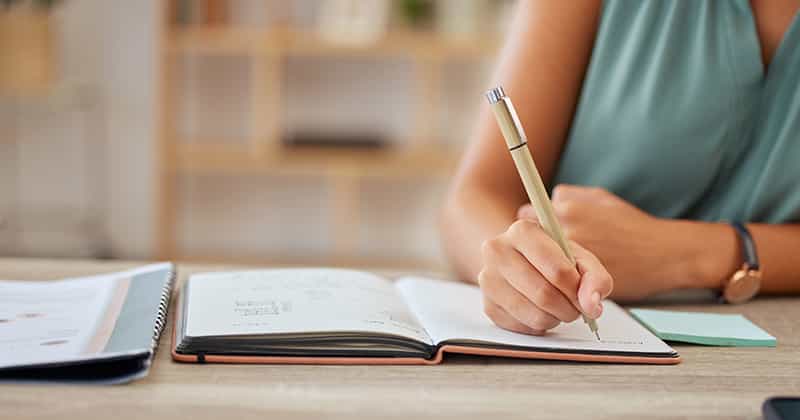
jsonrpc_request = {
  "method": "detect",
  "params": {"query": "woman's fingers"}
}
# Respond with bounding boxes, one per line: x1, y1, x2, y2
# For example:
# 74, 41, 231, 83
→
478, 268, 561, 332
495, 247, 581, 323
505, 219, 582, 310
572, 241, 614, 318
481, 235, 580, 323
479, 219, 614, 335
482, 298, 545, 335
551, 184, 603, 203
516, 203, 538, 220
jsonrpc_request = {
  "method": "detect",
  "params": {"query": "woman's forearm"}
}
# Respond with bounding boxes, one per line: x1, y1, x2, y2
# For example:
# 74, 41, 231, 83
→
752, 224, 800, 293
682, 221, 800, 294
440, 185, 519, 284
513, 185, 800, 299
440, 2, 601, 285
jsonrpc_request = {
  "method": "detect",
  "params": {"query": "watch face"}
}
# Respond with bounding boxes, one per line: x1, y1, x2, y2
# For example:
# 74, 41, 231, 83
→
724, 270, 762, 304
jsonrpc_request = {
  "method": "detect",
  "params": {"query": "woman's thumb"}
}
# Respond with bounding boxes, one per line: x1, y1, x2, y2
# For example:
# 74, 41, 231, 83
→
517, 203, 538, 220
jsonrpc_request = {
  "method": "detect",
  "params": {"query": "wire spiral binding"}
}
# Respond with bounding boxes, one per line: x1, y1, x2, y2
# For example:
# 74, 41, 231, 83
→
150, 264, 176, 354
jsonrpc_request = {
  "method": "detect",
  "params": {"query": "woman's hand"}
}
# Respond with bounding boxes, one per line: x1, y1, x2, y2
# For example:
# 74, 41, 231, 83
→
478, 218, 613, 335
518, 184, 692, 301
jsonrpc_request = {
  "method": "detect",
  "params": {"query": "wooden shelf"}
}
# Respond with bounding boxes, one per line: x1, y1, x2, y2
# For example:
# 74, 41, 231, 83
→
156, 2, 493, 264
167, 26, 501, 59
167, 26, 281, 54
174, 252, 447, 272
173, 142, 460, 178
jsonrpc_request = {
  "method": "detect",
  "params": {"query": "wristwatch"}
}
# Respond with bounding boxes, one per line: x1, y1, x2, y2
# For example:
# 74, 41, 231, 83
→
720, 222, 762, 304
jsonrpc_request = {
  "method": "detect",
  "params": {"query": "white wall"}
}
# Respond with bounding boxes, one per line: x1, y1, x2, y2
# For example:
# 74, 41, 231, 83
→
0, 0, 159, 259
96, 0, 160, 259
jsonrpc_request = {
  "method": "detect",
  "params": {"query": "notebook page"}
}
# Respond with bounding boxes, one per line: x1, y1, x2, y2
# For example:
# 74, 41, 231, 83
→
395, 277, 674, 355
184, 269, 432, 345
0, 275, 119, 368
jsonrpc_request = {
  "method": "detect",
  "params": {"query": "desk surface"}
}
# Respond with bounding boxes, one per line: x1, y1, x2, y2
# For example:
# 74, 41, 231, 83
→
1, 258, 798, 420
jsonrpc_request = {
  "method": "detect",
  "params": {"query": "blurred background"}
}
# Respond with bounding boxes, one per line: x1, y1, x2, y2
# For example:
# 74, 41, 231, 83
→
0, 0, 513, 271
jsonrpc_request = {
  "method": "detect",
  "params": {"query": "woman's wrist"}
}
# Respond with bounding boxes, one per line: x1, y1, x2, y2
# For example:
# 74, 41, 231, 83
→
666, 220, 740, 290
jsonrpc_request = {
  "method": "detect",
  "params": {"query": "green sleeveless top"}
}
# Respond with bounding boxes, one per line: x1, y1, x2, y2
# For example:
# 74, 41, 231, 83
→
553, 0, 800, 223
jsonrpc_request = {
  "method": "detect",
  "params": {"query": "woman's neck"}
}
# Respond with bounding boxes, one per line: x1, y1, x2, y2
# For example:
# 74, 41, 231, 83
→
750, 0, 800, 70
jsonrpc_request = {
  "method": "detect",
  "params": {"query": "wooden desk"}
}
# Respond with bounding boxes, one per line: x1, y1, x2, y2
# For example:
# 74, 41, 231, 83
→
2, 258, 798, 420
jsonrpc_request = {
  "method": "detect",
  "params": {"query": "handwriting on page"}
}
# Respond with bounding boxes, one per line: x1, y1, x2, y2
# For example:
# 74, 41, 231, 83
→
599, 339, 644, 345
232, 298, 293, 328
186, 269, 433, 344
234, 300, 292, 316
561, 339, 645, 345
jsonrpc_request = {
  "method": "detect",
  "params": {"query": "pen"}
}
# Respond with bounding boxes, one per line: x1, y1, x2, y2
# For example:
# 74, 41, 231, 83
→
485, 86, 601, 340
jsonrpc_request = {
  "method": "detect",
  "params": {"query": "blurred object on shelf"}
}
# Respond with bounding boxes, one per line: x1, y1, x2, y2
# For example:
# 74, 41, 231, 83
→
169, 0, 196, 25
0, 0, 62, 96
203, 0, 228, 25
284, 132, 388, 150
436, 0, 488, 40
171, 0, 229, 26
317, 0, 391, 46
397, 0, 434, 29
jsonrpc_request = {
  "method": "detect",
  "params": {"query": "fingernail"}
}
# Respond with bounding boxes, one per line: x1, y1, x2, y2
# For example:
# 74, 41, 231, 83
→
591, 291, 602, 317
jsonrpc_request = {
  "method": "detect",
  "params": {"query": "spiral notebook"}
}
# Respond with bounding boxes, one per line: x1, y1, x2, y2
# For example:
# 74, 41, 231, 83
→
172, 269, 680, 365
0, 263, 175, 384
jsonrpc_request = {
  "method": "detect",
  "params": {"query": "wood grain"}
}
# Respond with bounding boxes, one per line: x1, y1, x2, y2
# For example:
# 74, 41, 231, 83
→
1, 258, 798, 420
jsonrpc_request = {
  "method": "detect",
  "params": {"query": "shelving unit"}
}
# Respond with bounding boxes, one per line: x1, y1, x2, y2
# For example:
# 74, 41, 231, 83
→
156, 2, 502, 268
168, 26, 500, 58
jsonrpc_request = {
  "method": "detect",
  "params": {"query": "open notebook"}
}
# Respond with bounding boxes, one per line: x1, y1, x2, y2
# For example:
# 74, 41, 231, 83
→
172, 269, 680, 365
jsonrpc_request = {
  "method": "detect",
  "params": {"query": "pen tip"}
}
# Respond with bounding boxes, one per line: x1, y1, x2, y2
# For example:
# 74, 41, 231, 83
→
595, 331, 601, 341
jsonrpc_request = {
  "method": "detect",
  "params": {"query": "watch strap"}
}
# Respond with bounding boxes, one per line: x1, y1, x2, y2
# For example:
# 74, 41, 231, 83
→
731, 222, 759, 270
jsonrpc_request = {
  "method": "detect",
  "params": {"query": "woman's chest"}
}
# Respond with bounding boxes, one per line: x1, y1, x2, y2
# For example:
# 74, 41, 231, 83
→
556, 0, 800, 221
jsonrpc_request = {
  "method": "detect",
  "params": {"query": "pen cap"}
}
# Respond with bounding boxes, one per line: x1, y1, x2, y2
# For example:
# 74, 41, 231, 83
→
485, 86, 527, 149
485, 86, 505, 105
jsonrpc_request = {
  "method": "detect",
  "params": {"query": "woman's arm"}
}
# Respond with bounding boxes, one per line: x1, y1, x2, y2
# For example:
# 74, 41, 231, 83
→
440, 2, 611, 336
679, 222, 800, 295
517, 185, 800, 301
440, 0, 602, 283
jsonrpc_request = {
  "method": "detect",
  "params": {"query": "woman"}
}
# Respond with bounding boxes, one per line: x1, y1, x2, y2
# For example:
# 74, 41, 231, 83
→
440, 0, 800, 335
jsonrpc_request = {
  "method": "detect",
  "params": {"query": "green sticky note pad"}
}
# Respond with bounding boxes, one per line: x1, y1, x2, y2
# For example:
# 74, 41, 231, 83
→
629, 309, 776, 347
